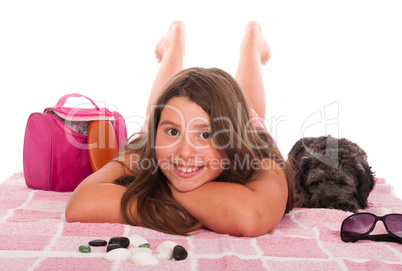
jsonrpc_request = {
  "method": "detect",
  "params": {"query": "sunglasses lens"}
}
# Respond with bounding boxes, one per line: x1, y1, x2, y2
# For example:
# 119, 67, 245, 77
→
342, 213, 375, 242
385, 214, 402, 238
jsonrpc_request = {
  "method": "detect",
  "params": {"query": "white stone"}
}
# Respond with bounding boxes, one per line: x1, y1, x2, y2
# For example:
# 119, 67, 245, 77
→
130, 252, 159, 265
104, 248, 131, 262
154, 240, 178, 260
154, 250, 173, 261
128, 247, 152, 255
155, 240, 178, 253
128, 234, 149, 247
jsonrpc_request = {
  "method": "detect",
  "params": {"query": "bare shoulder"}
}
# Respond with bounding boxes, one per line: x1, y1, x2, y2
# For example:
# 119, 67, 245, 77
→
246, 158, 288, 192
110, 150, 140, 175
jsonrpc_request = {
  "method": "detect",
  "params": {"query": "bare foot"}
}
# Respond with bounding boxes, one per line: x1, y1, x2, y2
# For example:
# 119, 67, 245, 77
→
155, 21, 186, 63
241, 21, 271, 65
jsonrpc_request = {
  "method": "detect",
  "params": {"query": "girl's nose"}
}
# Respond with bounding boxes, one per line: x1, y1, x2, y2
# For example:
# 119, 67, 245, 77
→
176, 137, 196, 160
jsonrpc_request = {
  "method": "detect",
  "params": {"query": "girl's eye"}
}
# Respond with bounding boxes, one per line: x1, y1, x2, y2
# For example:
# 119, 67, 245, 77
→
200, 131, 211, 139
167, 128, 179, 136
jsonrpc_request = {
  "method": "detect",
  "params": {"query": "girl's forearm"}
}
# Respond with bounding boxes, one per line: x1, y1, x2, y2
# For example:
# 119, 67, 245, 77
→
171, 182, 273, 237
66, 182, 128, 224
65, 160, 134, 224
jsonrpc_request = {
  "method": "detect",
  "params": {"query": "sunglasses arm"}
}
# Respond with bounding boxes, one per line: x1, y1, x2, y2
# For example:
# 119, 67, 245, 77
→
360, 234, 402, 243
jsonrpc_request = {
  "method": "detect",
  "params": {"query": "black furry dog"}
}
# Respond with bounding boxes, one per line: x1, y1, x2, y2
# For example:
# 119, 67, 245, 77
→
287, 135, 375, 212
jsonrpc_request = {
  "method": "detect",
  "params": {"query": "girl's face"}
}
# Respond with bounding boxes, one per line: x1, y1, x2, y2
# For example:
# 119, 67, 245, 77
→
155, 97, 225, 192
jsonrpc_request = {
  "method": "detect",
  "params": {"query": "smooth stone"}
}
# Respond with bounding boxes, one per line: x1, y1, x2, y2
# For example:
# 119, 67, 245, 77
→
79, 245, 91, 253
107, 243, 124, 252
104, 248, 131, 262
109, 237, 130, 248
128, 247, 152, 255
128, 234, 149, 247
88, 239, 107, 247
155, 250, 172, 261
173, 245, 188, 261
155, 240, 178, 260
155, 240, 178, 253
139, 243, 150, 248
130, 252, 159, 265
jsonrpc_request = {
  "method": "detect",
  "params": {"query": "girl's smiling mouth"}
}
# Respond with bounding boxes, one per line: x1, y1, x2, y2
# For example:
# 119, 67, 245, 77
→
173, 163, 205, 178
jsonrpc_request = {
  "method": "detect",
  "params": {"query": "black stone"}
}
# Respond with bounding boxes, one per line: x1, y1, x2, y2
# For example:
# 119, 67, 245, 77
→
108, 237, 130, 248
88, 239, 107, 247
173, 245, 188, 261
106, 243, 124, 252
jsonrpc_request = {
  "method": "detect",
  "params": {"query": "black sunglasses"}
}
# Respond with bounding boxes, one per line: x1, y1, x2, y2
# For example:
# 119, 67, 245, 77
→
340, 213, 402, 243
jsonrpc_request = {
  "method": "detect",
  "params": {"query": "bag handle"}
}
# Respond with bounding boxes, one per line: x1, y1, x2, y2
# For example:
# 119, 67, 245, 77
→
55, 93, 100, 110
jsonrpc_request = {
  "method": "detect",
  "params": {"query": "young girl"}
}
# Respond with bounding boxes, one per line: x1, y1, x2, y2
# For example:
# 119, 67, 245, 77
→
65, 21, 294, 237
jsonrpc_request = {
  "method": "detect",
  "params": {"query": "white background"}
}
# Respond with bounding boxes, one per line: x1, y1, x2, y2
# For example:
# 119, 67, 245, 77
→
1, 0, 401, 198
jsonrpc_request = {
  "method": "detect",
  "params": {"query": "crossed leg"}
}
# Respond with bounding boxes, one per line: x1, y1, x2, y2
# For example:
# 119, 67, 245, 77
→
146, 21, 270, 119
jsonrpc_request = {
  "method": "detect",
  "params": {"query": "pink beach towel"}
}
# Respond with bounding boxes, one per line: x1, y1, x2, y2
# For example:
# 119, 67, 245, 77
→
0, 173, 401, 270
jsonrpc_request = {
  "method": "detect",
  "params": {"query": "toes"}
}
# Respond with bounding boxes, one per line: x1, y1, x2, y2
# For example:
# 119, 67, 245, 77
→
245, 21, 262, 33
156, 55, 162, 63
154, 49, 163, 63
261, 54, 270, 65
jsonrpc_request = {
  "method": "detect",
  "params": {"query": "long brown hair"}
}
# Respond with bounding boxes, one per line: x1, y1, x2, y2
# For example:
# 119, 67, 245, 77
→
115, 67, 294, 235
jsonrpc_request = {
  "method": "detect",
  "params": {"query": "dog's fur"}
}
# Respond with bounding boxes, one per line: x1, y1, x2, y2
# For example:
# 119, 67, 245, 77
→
287, 135, 375, 212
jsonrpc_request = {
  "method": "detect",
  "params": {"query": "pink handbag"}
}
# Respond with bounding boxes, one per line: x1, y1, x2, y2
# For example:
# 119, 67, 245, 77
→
23, 93, 127, 192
